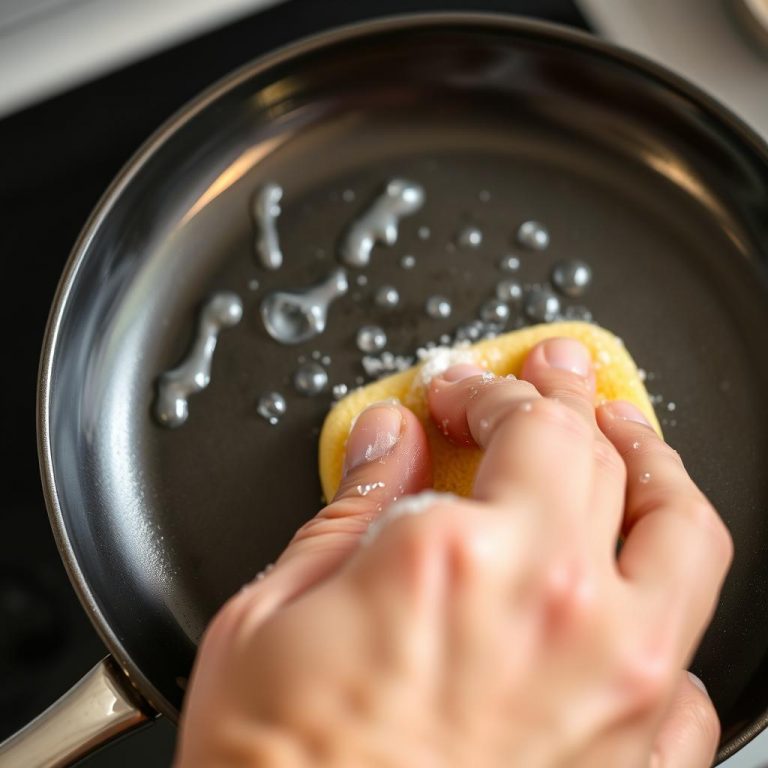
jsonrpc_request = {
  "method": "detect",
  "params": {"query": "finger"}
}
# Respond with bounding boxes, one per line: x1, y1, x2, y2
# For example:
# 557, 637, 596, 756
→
428, 363, 539, 447
597, 401, 733, 649
651, 671, 720, 768
223, 403, 432, 633
520, 337, 597, 423
522, 338, 626, 542
429, 367, 594, 533
428, 339, 597, 445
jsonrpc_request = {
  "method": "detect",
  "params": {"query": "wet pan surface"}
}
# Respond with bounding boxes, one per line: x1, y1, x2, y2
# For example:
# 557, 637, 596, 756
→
39, 16, 768, 760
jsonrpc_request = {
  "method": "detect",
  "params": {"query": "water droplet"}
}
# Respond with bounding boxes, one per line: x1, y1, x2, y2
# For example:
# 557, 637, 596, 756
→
639, 471, 651, 484
479, 189, 491, 202
516, 220, 550, 251
455, 321, 483, 341
400, 254, 416, 270
332, 383, 349, 400
155, 293, 243, 428
257, 392, 287, 425
356, 481, 385, 496
457, 225, 483, 248
340, 179, 425, 267
561, 305, 593, 322
342, 188, 356, 202
552, 259, 592, 297
426, 295, 452, 319
321, 355, 331, 366
499, 254, 521, 272
375, 285, 400, 309
260, 268, 348, 344
632, 441, 641, 450
255, 563, 275, 581
418, 226, 431, 240
293, 362, 328, 396
357, 325, 387, 353
356, 274, 368, 287
667, 402, 677, 412
524, 286, 561, 323
248, 279, 260, 291
496, 279, 523, 303
479, 299, 511, 325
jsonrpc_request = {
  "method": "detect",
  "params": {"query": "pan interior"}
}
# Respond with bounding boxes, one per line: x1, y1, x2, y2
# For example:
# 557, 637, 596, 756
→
43, 18, 768, 751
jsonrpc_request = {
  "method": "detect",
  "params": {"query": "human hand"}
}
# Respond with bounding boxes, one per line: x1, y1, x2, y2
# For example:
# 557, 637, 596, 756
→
175, 338, 732, 768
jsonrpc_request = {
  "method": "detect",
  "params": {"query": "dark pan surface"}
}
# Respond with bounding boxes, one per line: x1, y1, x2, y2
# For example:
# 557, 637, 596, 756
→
39, 15, 768, 759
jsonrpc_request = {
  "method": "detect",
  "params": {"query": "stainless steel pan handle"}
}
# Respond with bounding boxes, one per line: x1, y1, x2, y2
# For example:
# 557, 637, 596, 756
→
0, 656, 154, 767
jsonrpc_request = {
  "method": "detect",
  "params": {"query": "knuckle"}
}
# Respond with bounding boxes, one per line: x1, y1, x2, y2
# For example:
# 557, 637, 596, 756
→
481, 377, 539, 400
203, 590, 254, 648
617, 642, 677, 716
717, 518, 735, 568
681, 497, 717, 528
383, 502, 503, 589
525, 397, 592, 440
446, 519, 504, 581
383, 503, 456, 574
539, 558, 599, 627
536, 366, 593, 396
682, 498, 733, 564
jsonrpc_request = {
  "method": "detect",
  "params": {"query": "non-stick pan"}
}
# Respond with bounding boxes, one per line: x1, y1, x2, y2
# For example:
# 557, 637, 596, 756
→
1, 13, 767, 767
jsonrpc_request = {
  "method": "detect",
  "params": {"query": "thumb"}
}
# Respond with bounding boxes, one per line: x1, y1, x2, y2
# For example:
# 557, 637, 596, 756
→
280, 402, 432, 569
221, 402, 432, 630
651, 671, 720, 768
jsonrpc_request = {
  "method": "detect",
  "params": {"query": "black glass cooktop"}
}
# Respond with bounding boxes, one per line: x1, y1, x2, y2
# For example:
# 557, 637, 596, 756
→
0, 0, 586, 764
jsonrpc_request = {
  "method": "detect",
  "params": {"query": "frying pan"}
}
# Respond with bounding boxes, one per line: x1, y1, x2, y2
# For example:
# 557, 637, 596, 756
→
1, 13, 767, 767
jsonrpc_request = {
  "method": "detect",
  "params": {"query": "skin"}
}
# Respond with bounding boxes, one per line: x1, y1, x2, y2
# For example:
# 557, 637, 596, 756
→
175, 337, 732, 768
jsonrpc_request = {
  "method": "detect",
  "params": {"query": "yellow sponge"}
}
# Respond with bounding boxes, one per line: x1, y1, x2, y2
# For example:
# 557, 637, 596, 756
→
319, 322, 660, 501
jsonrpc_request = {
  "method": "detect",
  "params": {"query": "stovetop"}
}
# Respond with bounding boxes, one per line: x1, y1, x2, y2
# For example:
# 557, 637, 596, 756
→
0, 1, 587, 764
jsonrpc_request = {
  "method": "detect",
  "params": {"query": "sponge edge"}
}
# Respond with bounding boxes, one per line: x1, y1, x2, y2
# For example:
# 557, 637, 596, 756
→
319, 321, 661, 501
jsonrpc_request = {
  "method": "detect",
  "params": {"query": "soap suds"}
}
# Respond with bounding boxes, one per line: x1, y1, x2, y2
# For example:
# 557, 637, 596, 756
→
414, 343, 478, 387
362, 491, 459, 544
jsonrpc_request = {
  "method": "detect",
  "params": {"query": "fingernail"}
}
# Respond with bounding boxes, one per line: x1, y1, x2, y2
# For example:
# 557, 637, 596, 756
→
541, 338, 591, 377
345, 404, 403, 474
603, 400, 651, 426
687, 671, 708, 694
442, 363, 485, 382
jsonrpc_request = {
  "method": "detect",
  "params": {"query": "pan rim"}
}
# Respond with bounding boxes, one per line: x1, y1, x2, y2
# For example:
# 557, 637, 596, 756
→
36, 10, 768, 757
